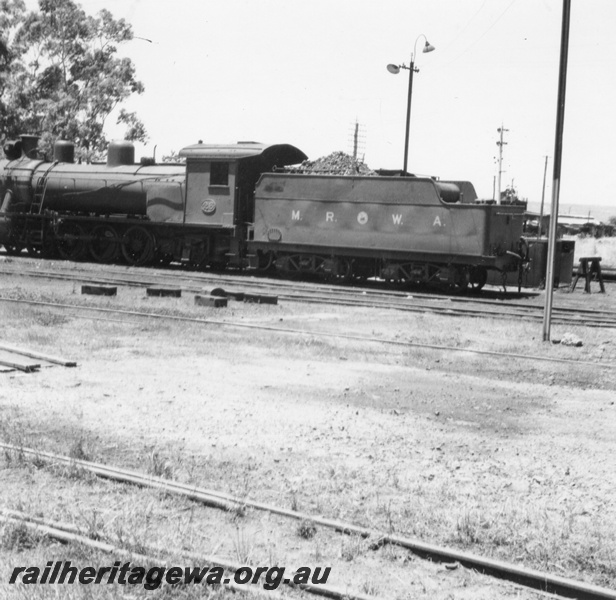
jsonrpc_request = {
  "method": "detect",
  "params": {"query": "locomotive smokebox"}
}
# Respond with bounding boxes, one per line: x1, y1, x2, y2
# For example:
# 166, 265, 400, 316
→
107, 140, 135, 167
54, 140, 75, 163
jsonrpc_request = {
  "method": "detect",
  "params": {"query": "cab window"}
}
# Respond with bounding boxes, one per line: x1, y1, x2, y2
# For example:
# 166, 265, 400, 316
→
210, 162, 229, 186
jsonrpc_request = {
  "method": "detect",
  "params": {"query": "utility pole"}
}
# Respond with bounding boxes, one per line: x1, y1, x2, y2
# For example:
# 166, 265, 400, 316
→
496, 125, 508, 204
538, 155, 549, 239
348, 120, 365, 161
542, 0, 571, 342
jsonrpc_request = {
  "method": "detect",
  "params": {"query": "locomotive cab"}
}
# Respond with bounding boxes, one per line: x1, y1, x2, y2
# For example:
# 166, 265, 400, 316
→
178, 142, 307, 230
176, 142, 306, 266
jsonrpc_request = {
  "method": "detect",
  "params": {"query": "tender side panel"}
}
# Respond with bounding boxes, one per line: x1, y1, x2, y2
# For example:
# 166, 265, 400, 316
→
254, 175, 498, 259
258, 175, 443, 205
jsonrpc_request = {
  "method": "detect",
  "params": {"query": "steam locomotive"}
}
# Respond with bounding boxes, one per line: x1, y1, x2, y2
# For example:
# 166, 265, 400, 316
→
0, 134, 527, 290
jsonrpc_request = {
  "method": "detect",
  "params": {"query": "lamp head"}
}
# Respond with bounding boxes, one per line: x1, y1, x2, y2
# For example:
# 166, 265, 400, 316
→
422, 40, 435, 53
387, 64, 401, 75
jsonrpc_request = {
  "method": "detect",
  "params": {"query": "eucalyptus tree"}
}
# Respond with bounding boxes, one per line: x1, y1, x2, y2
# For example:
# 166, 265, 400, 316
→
0, 0, 146, 158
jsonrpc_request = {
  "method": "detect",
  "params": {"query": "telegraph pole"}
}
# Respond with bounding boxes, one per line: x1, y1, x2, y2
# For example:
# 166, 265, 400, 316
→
496, 125, 508, 204
542, 0, 571, 342
348, 120, 365, 161
538, 155, 549, 239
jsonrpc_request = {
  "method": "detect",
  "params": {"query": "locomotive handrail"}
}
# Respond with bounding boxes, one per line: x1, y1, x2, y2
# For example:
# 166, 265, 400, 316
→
32, 160, 60, 214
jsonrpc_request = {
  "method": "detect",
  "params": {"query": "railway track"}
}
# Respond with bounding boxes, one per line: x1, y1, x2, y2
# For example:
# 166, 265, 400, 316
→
1, 256, 615, 329
1, 443, 614, 600
0, 294, 611, 370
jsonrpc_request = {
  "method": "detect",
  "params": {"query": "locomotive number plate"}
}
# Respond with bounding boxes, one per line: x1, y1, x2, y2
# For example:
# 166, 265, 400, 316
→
201, 199, 217, 215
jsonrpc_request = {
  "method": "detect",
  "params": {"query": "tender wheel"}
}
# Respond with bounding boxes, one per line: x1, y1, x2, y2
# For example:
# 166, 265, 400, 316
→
328, 258, 353, 283
56, 222, 87, 261
276, 254, 325, 278
89, 225, 120, 263
155, 252, 174, 267
469, 266, 488, 291
256, 251, 275, 272
121, 226, 155, 266
453, 266, 470, 291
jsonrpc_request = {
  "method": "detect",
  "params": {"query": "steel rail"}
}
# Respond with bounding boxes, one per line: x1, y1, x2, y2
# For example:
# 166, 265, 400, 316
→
2, 263, 615, 328
290, 294, 616, 327
0, 295, 611, 368
2, 263, 616, 330
2, 444, 614, 600
2, 258, 615, 323
0, 509, 379, 600
3, 249, 615, 302
0, 258, 606, 310
0, 513, 297, 600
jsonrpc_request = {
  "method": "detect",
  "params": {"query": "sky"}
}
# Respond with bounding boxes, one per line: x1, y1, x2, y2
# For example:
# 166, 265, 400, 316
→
23, 0, 616, 211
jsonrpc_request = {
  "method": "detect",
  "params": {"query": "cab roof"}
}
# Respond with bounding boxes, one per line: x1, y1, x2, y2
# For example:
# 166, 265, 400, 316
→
179, 142, 307, 167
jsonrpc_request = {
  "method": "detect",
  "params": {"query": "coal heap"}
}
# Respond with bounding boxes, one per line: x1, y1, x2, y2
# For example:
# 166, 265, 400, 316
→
296, 151, 376, 176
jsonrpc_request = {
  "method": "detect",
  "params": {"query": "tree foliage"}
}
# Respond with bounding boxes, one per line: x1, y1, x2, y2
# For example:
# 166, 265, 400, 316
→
0, 0, 146, 157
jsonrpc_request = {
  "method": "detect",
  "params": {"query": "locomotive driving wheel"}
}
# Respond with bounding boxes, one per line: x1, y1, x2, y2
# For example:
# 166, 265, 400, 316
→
26, 242, 42, 257
26, 227, 53, 258
121, 226, 155, 266
3, 244, 23, 256
89, 225, 120, 263
56, 222, 87, 261
3, 223, 25, 255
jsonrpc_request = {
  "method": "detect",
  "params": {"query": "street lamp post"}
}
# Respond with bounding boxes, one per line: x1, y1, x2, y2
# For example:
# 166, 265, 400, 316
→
387, 35, 435, 175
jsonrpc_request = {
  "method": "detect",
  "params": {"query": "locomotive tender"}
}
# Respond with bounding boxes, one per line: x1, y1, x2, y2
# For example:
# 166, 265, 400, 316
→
0, 134, 526, 290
